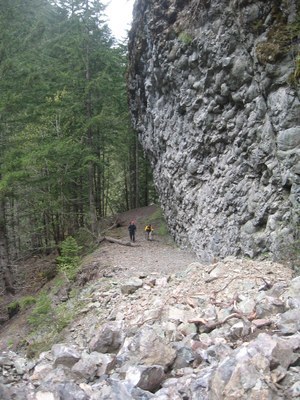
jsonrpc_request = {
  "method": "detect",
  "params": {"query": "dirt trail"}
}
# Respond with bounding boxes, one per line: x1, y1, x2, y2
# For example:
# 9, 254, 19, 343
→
0, 205, 198, 351
81, 204, 198, 279
91, 236, 198, 279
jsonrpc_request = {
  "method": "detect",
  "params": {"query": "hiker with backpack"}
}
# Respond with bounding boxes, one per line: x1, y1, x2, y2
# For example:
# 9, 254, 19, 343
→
144, 224, 154, 241
128, 220, 137, 242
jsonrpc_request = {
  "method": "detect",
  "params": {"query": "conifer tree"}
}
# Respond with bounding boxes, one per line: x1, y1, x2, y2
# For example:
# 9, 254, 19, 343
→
0, 0, 157, 292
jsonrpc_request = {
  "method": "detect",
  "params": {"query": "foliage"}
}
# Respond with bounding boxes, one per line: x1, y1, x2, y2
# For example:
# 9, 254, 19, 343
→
293, 54, 300, 81
74, 227, 99, 254
178, 31, 193, 45
250, 19, 264, 34
7, 301, 20, 318
255, 8, 300, 69
0, 0, 157, 271
24, 284, 82, 356
145, 207, 169, 237
56, 236, 82, 281
7, 295, 37, 319
41, 266, 57, 282
7, 339, 14, 349
256, 42, 281, 64
26, 336, 58, 359
27, 293, 52, 328
54, 303, 73, 332
288, 53, 300, 87
19, 296, 37, 309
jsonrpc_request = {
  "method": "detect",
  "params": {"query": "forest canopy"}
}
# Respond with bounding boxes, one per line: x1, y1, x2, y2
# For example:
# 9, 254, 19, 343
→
0, 0, 156, 286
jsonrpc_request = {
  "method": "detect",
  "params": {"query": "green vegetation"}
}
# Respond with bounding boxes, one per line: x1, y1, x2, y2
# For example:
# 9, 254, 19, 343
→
7, 295, 37, 317
178, 31, 193, 45
26, 298, 82, 357
74, 227, 99, 254
251, 19, 264, 34
7, 301, 20, 317
53, 303, 74, 332
288, 54, 300, 87
0, 0, 157, 291
255, 7, 300, 87
19, 296, 37, 309
26, 338, 57, 359
25, 286, 83, 356
147, 207, 169, 238
56, 236, 82, 281
256, 42, 281, 64
7, 339, 14, 349
27, 293, 52, 328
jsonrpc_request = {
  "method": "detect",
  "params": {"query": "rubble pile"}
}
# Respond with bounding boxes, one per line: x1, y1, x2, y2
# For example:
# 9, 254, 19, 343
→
1, 258, 299, 399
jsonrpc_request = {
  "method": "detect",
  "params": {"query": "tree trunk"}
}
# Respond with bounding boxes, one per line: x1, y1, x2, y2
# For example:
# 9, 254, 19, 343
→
0, 199, 15, 294
123, 161, 129, 210
85, 0, 98, 234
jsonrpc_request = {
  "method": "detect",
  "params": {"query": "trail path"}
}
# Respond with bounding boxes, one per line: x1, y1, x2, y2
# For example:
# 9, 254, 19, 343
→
91, 236, 198, 279
81, 204, 199, 280
0, 206, 296, 399
0, 205, 198, 351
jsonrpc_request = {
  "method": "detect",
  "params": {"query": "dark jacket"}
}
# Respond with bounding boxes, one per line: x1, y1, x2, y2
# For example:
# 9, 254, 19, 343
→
128, 223, 136, 233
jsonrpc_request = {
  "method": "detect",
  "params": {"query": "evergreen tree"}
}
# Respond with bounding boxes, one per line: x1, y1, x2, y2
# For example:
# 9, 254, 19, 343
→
0, 0, 157, 293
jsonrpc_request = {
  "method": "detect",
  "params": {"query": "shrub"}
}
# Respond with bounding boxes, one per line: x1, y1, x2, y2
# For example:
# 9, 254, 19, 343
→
256, 42, 281, 64
54, 303, 73, 332
7, 296, 37, 319
26, 340, 53, 359
256, 10, 300, 67
178, 31, 193, 44
56, 236, 82, 281
7, 301, 20, 318
27, 293, 52, 328
148, 207, 169, 237
19, 296, 37, 309
288, 54, 300, 87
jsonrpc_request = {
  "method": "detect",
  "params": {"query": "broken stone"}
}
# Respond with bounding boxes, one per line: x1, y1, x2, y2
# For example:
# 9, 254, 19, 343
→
120, 278, 143, 295
276, 309, 300, 335
118, 326, 176, 368
89, 321, 124, 353
228, 320, 250, 339
125, 365, 165, 392
51, 344, 81, 368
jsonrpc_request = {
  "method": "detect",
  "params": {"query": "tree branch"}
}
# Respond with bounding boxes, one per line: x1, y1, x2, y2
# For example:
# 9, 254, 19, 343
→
188, 309, 257, 333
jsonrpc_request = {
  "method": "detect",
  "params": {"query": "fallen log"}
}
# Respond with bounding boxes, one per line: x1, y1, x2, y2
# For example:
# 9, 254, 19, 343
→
98, 236, 140, 247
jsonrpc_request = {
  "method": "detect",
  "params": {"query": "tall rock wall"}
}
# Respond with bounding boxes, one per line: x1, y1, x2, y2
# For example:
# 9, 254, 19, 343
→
128, 0, 300, 261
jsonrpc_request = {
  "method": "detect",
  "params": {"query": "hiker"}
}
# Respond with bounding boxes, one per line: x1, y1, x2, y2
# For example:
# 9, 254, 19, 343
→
128, 220, 136, 242
144, 224, 154, 241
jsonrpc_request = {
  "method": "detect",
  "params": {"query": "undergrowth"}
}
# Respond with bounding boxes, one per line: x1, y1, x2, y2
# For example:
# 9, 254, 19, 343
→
56, 236, 82, 281
144, 207, 169, 238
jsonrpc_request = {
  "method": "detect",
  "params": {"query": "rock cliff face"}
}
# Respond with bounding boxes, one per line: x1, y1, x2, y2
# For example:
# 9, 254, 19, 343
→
128, 0, 300, 261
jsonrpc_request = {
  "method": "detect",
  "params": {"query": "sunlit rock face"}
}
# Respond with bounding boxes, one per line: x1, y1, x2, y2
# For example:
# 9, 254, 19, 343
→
128, 0, 300, 261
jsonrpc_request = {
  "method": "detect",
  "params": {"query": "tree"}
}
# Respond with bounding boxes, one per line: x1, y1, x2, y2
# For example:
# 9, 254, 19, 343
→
0, 0, 157, 293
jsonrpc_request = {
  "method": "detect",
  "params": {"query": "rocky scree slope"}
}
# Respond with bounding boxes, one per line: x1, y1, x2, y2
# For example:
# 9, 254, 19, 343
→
1, 253, 300, 399
128, 0, 300, 261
